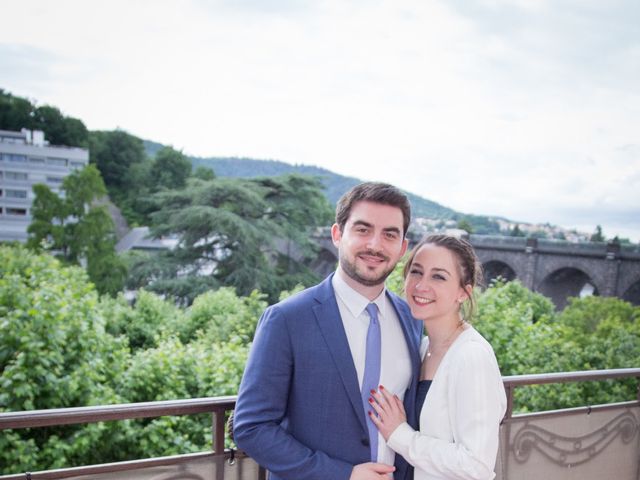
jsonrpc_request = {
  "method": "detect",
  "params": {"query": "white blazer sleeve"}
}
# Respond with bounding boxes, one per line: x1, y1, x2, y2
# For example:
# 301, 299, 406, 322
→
387, 341, 506, 480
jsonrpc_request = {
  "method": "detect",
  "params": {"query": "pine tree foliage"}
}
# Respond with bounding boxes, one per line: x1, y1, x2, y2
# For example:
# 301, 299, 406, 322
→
127, 174, 333, 303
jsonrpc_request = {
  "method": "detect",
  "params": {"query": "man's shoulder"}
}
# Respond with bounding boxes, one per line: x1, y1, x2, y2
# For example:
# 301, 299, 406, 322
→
270, 274, 334, 313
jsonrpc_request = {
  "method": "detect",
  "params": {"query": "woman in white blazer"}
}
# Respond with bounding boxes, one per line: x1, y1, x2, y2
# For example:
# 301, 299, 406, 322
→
370, 234, 506, 480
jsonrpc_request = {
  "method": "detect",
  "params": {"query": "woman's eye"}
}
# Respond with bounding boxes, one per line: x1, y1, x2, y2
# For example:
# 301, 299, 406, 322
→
432, 274, 445, 281
409, 269, 422, 276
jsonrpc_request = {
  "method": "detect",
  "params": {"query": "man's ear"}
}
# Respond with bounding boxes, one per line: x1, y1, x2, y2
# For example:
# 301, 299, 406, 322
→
331, 223, 342, 248
400, 237, 408, 257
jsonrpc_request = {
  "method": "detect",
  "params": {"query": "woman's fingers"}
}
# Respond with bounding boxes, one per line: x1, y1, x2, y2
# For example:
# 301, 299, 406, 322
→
371, 386, 408, 421
369, 395, 384, 416
369, 386, 405, 441
371, 386, 389, 404
369, 411, 382, 429
370, 385, 400, 419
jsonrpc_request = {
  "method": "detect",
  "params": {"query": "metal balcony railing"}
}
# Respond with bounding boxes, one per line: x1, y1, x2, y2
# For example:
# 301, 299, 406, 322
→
1, 368, 639, 480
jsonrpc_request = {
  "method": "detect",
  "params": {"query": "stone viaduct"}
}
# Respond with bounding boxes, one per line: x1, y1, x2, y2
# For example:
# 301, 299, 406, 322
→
310, 229, 640, 310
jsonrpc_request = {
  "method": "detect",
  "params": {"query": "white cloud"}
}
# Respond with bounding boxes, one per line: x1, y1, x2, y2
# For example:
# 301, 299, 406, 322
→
1, 0, 639, 240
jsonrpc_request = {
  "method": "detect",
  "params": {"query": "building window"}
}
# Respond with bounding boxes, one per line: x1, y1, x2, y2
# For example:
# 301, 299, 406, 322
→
46, 157, 68, 167
5, 154, 27, 163
5, 171, 28, 181
5, 189, 28, 199
29, 156, 46, 164
70, 161, 86, 169
0, 135, 26, 145
47, 176, 64, 184
6, 207, 27, 215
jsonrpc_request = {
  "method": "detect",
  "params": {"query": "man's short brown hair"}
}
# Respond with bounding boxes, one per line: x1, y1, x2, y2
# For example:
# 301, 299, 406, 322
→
335, 182, 411, 236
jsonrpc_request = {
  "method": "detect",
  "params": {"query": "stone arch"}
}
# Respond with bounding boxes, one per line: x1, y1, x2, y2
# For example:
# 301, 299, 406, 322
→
473, 250, 529, 285
482, 260, 517, 287
537, 267, 599, 310
621, 278, 640, 306
616, 263, 640, 301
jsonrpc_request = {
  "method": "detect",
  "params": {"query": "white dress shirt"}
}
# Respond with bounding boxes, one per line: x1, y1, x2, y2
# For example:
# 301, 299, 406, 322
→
332, 272, 412, 466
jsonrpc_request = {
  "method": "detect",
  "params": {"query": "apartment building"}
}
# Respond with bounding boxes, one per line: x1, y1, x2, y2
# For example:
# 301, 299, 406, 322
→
0, 128, 89, 242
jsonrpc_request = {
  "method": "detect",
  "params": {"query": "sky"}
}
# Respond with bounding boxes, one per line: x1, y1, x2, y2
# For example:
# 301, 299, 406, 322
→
2, 0, 639, 241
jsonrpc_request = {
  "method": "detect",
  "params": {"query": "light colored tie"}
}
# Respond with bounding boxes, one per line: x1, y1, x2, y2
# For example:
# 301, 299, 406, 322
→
362, 303, 381, 461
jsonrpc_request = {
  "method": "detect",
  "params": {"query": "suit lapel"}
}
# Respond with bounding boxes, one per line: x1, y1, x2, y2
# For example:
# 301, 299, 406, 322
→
312, 275, 369, 433
387, 292, 421, 378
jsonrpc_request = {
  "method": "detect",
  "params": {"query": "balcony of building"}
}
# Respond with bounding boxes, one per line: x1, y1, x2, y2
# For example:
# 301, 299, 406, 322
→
1, 368, 638, 480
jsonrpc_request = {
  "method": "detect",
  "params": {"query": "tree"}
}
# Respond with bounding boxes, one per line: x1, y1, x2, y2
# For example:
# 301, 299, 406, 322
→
89, 130, 147, 190
102, 289, 183, 350
149, 146, 192, 191
0, 245, 131, 472
27, 165, 126, 295
0, 89, 34, 131
590, 225, 605, 242
32, 105, 89, 147
457, 214, 501, 235
474, 280, 639, 413
456, 217, 473, 234
181, 287, 266, 344
128, 174, 332, 303
474, 280, 556, 377
0, 244, 264, 471
0, 90, 89, 147
193, 165, 216, 181
510, 224, 525, 237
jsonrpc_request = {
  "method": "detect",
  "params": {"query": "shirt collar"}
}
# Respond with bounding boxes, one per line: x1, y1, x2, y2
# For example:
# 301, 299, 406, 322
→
332, 271, 388, 319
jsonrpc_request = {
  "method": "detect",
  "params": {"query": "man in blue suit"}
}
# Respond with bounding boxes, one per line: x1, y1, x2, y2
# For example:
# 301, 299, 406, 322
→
234, 182, 422, 480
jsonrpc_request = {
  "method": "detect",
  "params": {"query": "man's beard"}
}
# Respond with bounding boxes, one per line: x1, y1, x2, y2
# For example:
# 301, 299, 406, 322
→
339, 249, 395, 287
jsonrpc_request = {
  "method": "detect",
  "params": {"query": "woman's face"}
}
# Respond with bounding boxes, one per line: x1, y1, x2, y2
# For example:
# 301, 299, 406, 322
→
404, 243, 469, 322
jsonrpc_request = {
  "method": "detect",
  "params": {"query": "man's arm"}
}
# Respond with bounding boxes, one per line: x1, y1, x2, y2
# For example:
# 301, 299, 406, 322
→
233, 305, 356, 480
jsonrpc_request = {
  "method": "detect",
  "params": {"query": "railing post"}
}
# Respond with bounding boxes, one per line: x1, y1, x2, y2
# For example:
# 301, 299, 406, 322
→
212, 407, 226, 454
504, 384, 514, 420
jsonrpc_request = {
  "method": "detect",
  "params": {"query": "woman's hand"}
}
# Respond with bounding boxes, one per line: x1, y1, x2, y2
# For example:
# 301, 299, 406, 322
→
368, 385, 407, 441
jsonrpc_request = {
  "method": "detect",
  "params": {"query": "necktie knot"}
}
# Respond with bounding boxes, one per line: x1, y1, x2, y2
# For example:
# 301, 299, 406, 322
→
365, 303, 378, 324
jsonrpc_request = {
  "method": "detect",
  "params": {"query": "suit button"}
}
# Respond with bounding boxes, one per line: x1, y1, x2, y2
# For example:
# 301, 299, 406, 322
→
361, 438, 370, 447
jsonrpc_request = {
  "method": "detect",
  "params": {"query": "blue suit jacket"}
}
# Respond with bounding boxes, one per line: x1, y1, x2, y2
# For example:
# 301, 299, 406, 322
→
234, 274, 423, 480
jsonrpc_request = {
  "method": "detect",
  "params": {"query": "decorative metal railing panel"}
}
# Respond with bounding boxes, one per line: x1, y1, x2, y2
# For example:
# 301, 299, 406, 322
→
496, 403, 639, 480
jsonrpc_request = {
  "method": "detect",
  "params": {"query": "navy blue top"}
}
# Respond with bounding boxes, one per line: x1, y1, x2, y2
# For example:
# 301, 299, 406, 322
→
416, 379, 433, 419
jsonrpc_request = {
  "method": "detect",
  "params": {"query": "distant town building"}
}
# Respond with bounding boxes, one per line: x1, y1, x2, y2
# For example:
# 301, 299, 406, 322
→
0, 129, 89, 242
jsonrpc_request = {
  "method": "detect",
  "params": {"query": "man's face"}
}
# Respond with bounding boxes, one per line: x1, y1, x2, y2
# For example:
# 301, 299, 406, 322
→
331, 201, 408, 288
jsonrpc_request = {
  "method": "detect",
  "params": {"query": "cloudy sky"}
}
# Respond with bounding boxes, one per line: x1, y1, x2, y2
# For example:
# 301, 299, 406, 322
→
2, 0, 639, 241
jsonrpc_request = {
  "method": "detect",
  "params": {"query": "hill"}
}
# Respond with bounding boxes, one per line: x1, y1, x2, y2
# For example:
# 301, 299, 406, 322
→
143, 140, 459, 221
